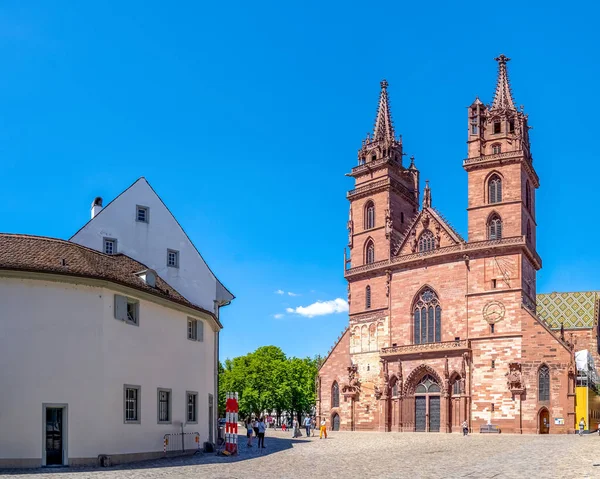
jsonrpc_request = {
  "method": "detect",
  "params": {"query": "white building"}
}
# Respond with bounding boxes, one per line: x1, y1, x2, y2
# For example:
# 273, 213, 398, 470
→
0, 180, 233, 468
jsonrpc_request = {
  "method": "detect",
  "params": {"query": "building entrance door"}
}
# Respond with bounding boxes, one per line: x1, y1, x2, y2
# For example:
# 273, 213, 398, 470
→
414, 375, 441, 432
539, 409, 550, 434
332, 413, 340, 431
45, 408, 64, 466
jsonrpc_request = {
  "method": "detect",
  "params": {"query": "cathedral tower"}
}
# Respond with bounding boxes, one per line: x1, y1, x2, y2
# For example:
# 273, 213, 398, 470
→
464, 55, 540, 303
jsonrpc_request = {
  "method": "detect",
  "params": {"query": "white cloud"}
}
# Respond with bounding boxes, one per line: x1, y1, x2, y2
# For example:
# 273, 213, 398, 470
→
274, 289, 285, 295
287, 291, 300, 297
285, 298, 349, 318
273, 313, 284, 319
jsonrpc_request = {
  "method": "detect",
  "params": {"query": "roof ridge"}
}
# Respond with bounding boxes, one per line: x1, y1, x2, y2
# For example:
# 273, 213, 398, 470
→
0, 233, 114, 256
429, 207, 466, 243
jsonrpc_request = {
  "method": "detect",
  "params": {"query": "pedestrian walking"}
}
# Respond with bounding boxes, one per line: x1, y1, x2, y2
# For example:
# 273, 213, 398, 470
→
303, 415, 312, 438
253, 418, 259, 439
579, 418, 585, 436
257, 417, 266, 448
319, 418, 327, 439
462, 420, 468, 436
246, 417, 254, 447
311, 416, 316, 437
292, 418, 300, 438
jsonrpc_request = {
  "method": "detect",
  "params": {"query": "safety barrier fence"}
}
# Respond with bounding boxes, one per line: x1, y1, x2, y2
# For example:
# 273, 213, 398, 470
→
163, 432, 201, 456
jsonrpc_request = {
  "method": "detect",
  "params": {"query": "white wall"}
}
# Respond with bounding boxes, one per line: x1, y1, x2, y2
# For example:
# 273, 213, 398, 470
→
0, 276, 214, 463
70, 179, 230, 312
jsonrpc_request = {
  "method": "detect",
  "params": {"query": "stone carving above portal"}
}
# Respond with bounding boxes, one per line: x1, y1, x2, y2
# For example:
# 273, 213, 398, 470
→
483, 300, 506, 324
506, 362, 525, 395
342, 364, 361, 399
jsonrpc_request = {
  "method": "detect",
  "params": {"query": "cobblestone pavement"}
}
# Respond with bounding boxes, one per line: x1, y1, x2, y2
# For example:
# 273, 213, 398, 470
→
2, 430, 600, 479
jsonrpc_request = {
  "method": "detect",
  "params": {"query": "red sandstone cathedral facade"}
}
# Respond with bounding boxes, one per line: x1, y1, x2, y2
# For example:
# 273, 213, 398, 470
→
318, 55, 576, 434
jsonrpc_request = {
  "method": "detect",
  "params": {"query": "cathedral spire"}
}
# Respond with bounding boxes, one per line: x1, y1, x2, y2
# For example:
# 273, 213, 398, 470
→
423, 180, 431, 208
373, 79, 395, 142
490, 54, 516, 112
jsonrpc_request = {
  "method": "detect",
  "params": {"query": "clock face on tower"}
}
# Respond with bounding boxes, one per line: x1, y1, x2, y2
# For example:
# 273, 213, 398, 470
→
483, 300, 506, 324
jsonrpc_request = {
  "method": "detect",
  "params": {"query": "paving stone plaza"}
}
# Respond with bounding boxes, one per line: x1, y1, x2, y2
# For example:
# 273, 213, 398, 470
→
2, 430, 600, 478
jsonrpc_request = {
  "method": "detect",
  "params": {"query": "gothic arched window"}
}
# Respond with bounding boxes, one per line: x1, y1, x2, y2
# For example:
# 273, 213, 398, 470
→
488, 214, 503, 240
418, 230, 435, 252
365, 240, 375, 264
492, 143, 501, 154
527, 221, 532, 244
365, 286, 371, 309
538, 365, 550, 401
525, 180, 531, 211
331, 381, 340, 408
365, 201, 375, 230
392, 380, 398, 397
488, 174, 502, 204
413, 288, 442, 344
452, 377, 461, 396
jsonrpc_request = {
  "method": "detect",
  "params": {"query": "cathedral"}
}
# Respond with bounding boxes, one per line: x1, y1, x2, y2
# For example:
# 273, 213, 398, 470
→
317, 55, 579, 434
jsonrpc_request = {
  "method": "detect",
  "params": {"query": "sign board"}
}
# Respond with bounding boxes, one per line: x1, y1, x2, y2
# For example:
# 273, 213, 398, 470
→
554, 418, 564, 425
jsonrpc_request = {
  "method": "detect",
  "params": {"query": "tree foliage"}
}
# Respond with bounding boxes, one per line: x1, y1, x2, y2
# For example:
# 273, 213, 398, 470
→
218, 346, 319, 421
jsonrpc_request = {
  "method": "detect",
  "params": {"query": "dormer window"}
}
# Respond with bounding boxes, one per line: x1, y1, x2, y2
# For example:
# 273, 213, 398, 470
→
492, 144, 501, 155
493, 121, 501, 134
136, 269, 157, 288
136, 205, 149, 223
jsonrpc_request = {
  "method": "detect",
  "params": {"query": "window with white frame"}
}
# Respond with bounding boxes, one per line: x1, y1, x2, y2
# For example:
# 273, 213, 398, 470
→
167, 249, 179, 268
114, 295, 139, 326
124, 385, 140, 423
103, 238, 117, 255
188, 318, 204, 342
158, 388, 171, 423
136, 205, 149, 223
187, 391, 198, 423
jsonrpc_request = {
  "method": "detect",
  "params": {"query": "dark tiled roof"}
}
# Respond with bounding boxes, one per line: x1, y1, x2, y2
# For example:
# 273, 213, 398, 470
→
0, 233, 219, 325
537, 291, 599, 329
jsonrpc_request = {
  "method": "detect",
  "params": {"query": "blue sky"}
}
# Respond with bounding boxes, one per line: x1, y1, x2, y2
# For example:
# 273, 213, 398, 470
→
0, 1, 599, 361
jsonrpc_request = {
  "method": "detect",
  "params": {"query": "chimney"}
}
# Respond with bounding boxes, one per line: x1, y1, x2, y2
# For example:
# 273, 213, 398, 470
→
91, 197, 103, 219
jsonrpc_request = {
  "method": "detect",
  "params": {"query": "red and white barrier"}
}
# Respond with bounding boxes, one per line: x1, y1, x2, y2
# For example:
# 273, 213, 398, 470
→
225, 392, 239, 454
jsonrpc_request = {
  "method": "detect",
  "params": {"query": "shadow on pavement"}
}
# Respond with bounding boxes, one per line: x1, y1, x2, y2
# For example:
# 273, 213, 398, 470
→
0, 437, 312, 476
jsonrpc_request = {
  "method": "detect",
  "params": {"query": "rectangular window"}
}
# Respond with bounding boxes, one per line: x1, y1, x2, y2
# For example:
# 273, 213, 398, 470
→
136, 205, 149, 223
157, 388, 171, 423
492, 279, 497, 289
167, 249, 179, 268
509, 120, 515, 133
490, 323, 495, 334
188, 318, 197, 340
491, 360, 496, 369
124, 385, 141, 423
103, 238, 117, 255
493, 121, 501, 134
471, 123, 478, 134
187, 391, 198, 423
114, 295, 139, 326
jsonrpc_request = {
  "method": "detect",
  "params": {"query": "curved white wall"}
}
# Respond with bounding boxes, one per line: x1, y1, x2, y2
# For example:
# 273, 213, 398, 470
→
0, 276, 215, 465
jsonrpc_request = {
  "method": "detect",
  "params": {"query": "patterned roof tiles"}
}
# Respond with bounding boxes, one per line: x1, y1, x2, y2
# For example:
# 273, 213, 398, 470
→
536, 291, 599, 330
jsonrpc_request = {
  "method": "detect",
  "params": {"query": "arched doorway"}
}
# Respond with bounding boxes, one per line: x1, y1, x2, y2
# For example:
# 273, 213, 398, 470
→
331, 413, 340, 431
415, 375, 441, 432
539, 408, 550, 434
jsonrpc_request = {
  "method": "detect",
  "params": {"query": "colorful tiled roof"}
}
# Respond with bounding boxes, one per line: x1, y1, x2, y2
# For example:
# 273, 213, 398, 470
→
536, 291, 599, 330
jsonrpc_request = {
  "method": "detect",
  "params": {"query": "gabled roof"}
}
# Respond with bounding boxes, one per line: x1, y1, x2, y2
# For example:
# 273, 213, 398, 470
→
537, 291, 599, 330
393, 206, 465, 257
0, 233, 221, 327
69, 177, 234, 303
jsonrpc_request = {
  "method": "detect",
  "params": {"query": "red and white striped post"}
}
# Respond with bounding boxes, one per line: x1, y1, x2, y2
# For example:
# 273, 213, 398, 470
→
225, 392, 239, 454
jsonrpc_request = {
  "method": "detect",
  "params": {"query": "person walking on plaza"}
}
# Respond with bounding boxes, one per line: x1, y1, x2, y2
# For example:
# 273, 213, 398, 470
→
293, 418, 302, 438
257, 417, 266, 448
579, 418, 585, 436
253, 417, 259, 439
462, 420, 468, 436
311, 416, 316, 437
304, 415, 312, 438
319, 418, 327, 439
246, 417, 254, 447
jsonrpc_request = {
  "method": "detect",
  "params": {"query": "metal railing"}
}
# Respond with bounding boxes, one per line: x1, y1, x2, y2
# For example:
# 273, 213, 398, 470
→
163, 432, 201, 456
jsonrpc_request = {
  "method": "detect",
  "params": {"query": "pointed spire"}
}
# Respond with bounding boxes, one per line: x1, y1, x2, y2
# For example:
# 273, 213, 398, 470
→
490, 55, 516, 112
423, 180, 431, 208
373, 79, 395, 142
408, 155, 417, 171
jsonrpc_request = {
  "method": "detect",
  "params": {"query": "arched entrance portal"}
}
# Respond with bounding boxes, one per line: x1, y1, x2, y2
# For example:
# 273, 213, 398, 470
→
539, 408, 550, 434
332, 413, 340, 431
415, 375, 441, 432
